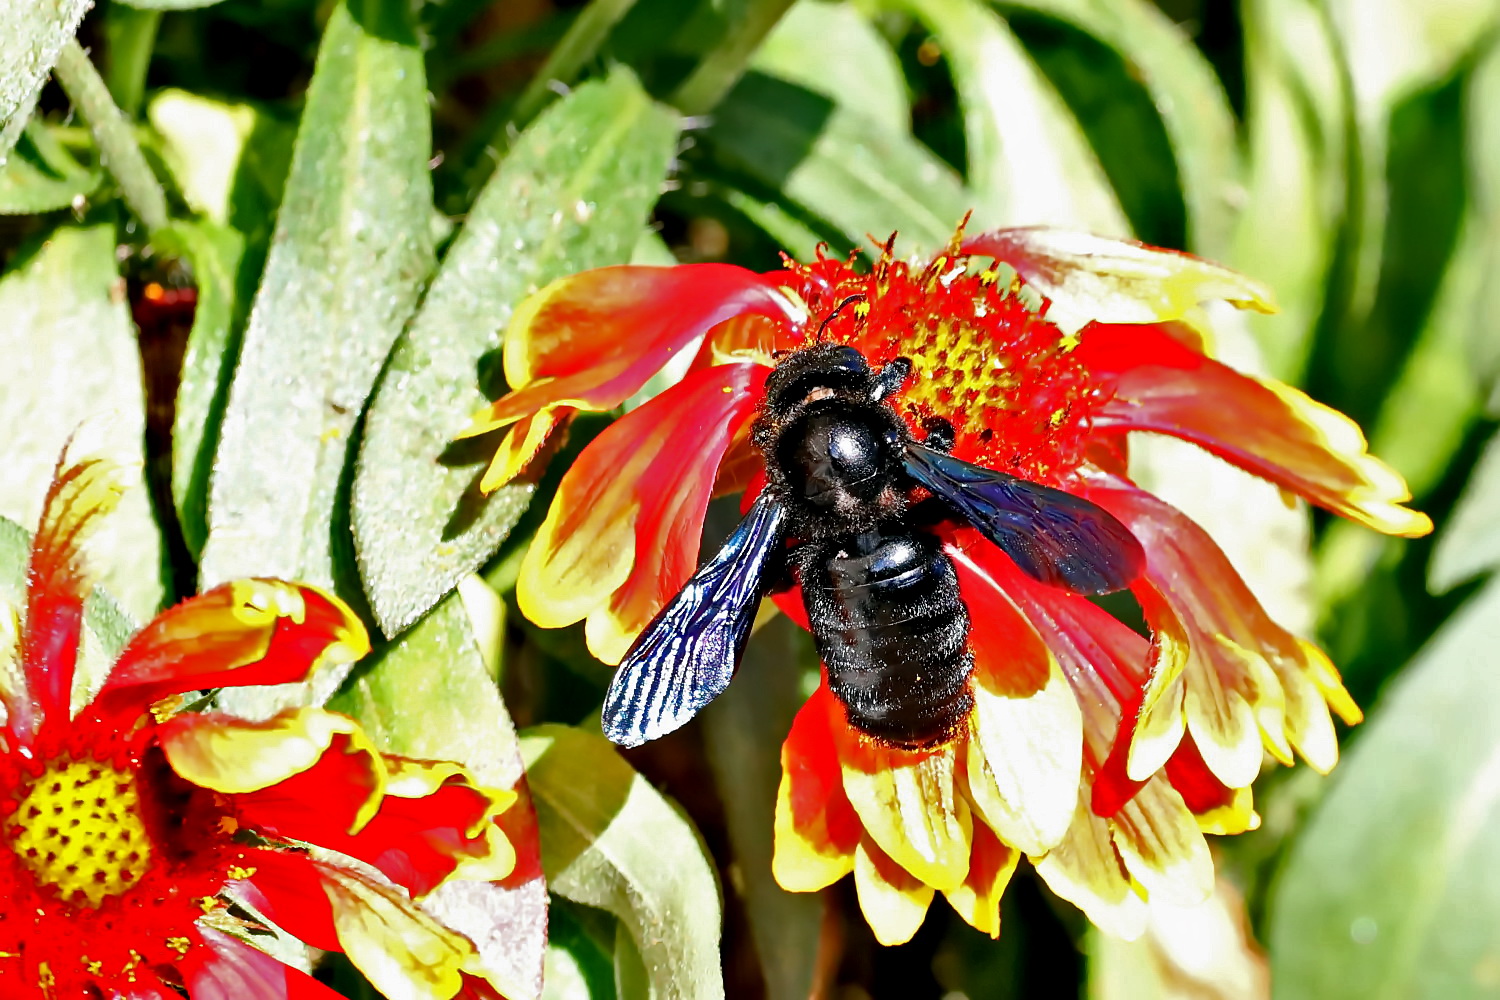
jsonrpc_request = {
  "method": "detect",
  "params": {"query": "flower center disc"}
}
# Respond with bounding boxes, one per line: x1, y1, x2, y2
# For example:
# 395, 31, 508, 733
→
5, 757, 152, 908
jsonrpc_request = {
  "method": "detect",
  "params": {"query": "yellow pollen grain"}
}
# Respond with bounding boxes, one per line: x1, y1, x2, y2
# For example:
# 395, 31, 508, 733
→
226, 864, 257, 880
167, 937, 191, 957
199, 895, 220, 914
5, 757, 153, 909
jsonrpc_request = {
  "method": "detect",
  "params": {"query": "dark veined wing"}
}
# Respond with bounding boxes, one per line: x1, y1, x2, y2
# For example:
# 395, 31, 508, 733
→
602, 493, 788, 748
903, 442, 1144, 594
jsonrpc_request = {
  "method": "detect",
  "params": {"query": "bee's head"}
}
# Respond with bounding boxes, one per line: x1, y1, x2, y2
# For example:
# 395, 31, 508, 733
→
761, 344, 874, 420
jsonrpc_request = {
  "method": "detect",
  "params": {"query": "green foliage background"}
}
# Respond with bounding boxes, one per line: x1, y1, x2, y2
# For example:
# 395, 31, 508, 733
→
2, 0, 1499, 996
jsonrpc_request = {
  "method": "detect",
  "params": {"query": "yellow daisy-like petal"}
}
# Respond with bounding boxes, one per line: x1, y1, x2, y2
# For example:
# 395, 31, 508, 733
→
839, 739, 972, 892
316, 859, 489, 1000
1034, 791, 1147, 941
853, 837, 936, 947
1110, 777, 1214, 907
965, 657, 1082, 856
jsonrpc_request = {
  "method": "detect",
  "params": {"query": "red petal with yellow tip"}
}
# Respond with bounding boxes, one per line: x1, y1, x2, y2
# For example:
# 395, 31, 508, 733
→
949, 540, 1082, 856
283, 759, 513, 897
164, 710, 382, 831
93, 580, 369, 722
836, 726, 972, 892
17, 455, 129, 738
941, 821, 1019, 938
1078, 324, 1431, 538
1088, 481, 1353, 779
466, 265, 791, 434
187, 926, 347, 1000
773, 684, 861, 892
518, 363, 767, 663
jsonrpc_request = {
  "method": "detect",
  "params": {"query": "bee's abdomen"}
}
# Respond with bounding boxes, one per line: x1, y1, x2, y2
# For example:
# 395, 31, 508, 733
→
800, 529, 973, 748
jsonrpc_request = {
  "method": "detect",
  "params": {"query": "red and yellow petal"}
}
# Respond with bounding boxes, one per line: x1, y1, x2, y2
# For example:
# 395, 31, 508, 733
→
1108, 776, 1214, 907
941, 820, 1019, 939
517, 363, 766, 663
949, 541, 1082, 856
477, 406, 571, 494
835, 723, 972, 893
853, 836, 936, 947
1165, 737, 1260, 836
772, 684, 861, 892
315, 757, 517, 897
17, 453, 131, 738
962, 228, 1274, 326
461, 265, 793, 491
314, 857, 494, 1000
160, 707, 385, 831
1089, 483, 1353, 779
93, 580, 368, 723
1080, 324, 1431, 537
1033, 788, 1148, 941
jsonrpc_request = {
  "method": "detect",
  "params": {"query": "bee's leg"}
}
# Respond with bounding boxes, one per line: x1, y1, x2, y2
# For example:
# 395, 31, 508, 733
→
871, 357, 913, 401
921, 416, 956, 453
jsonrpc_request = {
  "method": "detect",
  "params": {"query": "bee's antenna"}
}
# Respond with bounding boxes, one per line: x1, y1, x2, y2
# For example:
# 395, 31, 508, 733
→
815, 294, 867, 343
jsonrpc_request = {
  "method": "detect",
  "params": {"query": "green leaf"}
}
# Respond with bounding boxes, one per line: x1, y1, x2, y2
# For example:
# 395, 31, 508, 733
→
752, 0, 909, 134
1229, 0, 1347, 379
0, 120, 99, 215
0, 0, 91, 158
0, 514, 135, 711
543, 901, 617, 1000
155, 220, 246, 557
999, 0, 1241, 255
331, 581, 545, 1000
1269, 577, 1500, 1000
1465, 36, 1500, 409
1430, 429, 1500, 592
899, 0, 1124, 232
521, 724, 726, 1000
0, 225, 164, 620
118, 0, 226, 9
352, 69, 678, 637
702, 608, 823, 1000
147, 89, 259, 224
200, 0, 435, 593
705, 71, 969, 253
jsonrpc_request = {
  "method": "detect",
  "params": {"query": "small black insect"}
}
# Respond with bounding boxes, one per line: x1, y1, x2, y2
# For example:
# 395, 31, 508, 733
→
601, 340, 1146, 749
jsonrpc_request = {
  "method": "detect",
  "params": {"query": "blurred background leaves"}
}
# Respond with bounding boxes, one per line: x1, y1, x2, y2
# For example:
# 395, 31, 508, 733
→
1, 0, 1498, 996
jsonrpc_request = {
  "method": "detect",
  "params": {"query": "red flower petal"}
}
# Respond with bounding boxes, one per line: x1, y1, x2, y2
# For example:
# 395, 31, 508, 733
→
291, 759, 509, 897
518, 363, 768, 663
226, 727, 384, 845
238, 849, 341, 952
92, 580, 368, 722
15, 455, 129, 740
773, 684, 862, 891
958, 529, 1150, 817
1078, 324, 1431, 537
461, 265, 791, 464
185, 926, 346, 1000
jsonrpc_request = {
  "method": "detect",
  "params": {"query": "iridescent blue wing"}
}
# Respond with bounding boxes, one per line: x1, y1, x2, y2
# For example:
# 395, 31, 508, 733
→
602, 493, 788, 748
903, 442, 1144, 594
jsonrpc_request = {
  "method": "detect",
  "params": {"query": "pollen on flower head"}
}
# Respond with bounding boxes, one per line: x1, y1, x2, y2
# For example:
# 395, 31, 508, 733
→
783, 243, 1112, 484
4, 754, 153, 908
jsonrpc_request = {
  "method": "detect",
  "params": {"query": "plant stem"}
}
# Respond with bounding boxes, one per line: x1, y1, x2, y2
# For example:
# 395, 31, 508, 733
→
54, 38, 169, 233
670, 0, 796, 116
510, 0, 639, 130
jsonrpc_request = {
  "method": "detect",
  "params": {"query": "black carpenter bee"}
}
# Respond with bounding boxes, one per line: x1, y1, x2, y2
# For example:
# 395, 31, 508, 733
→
602, 329, 1145, 749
